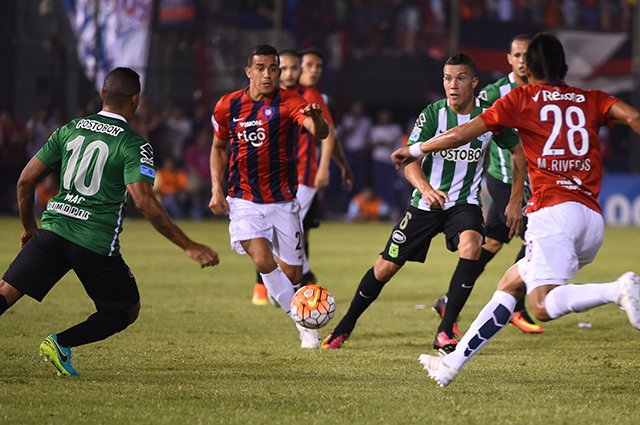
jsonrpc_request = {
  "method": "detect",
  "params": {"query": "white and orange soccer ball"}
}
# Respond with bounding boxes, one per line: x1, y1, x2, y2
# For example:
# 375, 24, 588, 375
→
290, 284, 335, 329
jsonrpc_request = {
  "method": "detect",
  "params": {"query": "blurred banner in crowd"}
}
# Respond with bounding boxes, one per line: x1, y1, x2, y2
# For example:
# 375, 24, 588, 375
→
64, 0, 153, 91
600, 175, 640, 226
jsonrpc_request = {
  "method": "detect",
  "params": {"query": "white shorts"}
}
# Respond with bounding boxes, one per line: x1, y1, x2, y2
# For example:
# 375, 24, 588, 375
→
227, 196, 304, 266
296, 184, 317, 220
517, 201, 604, 294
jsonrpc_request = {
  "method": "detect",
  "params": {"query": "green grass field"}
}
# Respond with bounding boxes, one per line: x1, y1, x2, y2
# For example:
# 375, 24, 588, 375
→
0, 217, 639, 424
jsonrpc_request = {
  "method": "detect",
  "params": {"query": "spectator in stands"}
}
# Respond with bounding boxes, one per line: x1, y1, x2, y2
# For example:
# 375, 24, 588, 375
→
346, 187, 390, 222
162, 105, 192, 163
184, 130, 212, 220
337, 100, 372, 196
369, 109, 403, 218
154, 158, 189, 219
34, 174, 58, 216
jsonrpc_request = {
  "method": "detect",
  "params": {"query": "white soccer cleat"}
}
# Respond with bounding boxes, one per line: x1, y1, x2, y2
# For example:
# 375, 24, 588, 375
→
296, 323, 320, 349
617, 271, 640, 330
418, 354, 459, 388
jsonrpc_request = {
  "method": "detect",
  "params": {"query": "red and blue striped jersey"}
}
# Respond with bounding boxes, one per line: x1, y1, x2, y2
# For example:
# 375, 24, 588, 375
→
290, 85, 334, 187
212, 87, 308, 203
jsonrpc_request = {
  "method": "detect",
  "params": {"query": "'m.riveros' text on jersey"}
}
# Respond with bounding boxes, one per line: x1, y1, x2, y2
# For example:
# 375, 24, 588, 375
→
212, 87, 308, 203
37, 111, 155, 256
480, 82, 619, 214
407, 98, 518, 211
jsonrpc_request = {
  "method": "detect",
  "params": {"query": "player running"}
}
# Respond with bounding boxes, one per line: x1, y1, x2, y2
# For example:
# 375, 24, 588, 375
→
209, 45, 329, 349
0, 67, 219, 376
251, 49, 335, 306
392, 32, 640, 387
322, 53, 525, 353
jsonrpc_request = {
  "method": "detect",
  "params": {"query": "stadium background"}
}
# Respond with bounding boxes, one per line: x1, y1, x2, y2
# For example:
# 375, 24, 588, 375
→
1, 0, 639, 224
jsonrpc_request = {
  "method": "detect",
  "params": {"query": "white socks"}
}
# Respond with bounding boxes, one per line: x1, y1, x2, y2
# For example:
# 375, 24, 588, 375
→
543, 281, 620, 319
445, 291, 516, 371
260, 267, 295, 314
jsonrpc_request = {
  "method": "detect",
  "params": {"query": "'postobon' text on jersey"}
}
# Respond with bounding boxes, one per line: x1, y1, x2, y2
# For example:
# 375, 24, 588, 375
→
37, 111, 155, 255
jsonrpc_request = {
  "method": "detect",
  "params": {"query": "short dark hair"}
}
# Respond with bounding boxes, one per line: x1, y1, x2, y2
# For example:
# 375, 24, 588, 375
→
248, 44, 279, 67
300, 47, 324, 61
526, 32, 568, 82
278, 48, 300, 59
444, 53, 477, 76
101, 67, 140, 108
509, 34, 532, 50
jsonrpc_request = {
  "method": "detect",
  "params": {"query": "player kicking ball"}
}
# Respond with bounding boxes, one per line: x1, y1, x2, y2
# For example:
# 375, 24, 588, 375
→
392, 32, 640, 387
0, 68, 219, 376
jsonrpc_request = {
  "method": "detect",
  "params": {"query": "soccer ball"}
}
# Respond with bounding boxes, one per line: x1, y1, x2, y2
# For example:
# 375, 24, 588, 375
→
290, 284, 335, 329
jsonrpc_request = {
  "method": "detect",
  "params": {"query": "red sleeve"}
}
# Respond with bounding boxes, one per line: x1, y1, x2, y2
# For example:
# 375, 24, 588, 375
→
285, 91, 309, 127
211, 96, 229, 140
593, 90, 620, 127
303, 88, 334, 126
479, 89, 522, 133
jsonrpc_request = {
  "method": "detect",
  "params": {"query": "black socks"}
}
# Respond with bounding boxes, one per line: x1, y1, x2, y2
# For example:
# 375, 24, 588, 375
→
56, 310, 131, 348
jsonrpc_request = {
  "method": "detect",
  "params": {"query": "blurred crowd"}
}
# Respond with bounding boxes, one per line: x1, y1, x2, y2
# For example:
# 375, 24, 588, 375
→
0, 99, 415, 221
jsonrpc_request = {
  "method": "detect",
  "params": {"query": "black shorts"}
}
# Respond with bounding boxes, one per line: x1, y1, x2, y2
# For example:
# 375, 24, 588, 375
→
381, 204, 485, 265
485, 174, 526, 243
2, 229, 140, 312
302, 193, 321, 230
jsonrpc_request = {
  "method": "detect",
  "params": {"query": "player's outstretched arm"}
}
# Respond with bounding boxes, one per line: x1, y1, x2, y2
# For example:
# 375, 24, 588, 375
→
301, 103, 329, 140
16, 156, 51, 247
209, 135, 229, 216
391, 117, 488, 167
608, 100, 640, 134
505, 142, 525, 238
127, 181, 219, 268
314, 124, 336, 189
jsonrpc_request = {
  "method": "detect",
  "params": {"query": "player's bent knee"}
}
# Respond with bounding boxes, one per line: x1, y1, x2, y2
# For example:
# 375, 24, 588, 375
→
530, 304, 553, 322
126, 302, 141, 324
373, 257, 400, 282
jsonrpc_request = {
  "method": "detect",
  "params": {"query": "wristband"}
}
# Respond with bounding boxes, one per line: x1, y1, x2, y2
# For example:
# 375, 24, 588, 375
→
409, 142, 425, 158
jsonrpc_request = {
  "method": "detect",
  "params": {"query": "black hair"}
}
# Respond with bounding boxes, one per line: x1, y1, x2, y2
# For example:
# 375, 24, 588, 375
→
444, 53, 477, 76
101, 67, 140, 108
526, 32, 568, 83
300, 47, 324, 60
509, 34, 532, 50
248, 44, 279, 67
278, 48, 300, 59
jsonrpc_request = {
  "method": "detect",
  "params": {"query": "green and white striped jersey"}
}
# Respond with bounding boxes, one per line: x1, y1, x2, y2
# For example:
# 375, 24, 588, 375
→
36, 111, 155, 256
407, 97, 518, 211
478, 72, 517, 183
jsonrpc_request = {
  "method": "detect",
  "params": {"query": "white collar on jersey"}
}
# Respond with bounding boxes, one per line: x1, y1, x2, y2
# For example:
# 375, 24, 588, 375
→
508, 72, 515, 84
98, 110, 128, 123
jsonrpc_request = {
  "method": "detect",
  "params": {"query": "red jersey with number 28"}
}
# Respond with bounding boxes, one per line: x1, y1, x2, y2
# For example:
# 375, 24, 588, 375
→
290, 85, 334, 187
212, 87, 308, 204
480, 82, 619, 214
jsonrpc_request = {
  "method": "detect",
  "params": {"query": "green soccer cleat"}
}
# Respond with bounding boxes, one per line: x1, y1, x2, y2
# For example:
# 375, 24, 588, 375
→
39, 334, 80, 376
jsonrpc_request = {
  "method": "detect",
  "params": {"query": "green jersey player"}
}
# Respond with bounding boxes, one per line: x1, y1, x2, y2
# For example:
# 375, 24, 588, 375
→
0, 68, 219, 377
474, 34, 544, 333
322, 53, 525, 353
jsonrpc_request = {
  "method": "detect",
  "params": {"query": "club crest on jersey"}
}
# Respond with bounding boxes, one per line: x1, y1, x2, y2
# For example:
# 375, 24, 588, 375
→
139, 143, 154, 166
261, 106, 274, 121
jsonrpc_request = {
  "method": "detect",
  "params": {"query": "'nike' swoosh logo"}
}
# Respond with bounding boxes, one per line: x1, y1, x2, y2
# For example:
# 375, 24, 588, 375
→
52, 340, 68, 362
461, 283, 474, 289
531, 91, 541, 102
232, 117, 243, 122
308, 289, 321, 307
358, 290, 375, 299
